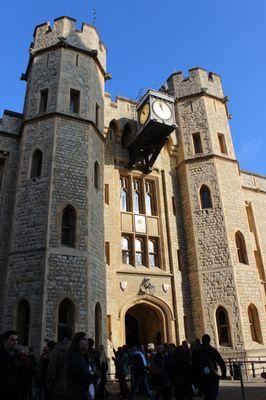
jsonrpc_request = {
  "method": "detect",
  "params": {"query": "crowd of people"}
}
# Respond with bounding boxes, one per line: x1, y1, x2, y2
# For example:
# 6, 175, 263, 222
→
0, 327, 226, 400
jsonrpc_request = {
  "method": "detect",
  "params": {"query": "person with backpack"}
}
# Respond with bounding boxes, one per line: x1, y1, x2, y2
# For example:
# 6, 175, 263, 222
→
196, 334, 226, 400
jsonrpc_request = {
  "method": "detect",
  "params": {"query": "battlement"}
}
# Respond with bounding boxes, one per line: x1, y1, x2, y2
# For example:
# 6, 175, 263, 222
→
32, 16, 106, 71
164, 67, 224, 100
0, 110, 23, 135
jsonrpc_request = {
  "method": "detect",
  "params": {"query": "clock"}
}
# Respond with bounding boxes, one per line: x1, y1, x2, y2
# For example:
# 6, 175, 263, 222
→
139, 103, 150, 125
152, 100, 172, 120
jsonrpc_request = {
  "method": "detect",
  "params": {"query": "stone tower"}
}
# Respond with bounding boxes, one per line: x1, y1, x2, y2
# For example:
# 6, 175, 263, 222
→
165, 68, 266, 356
2, 16, 107, 349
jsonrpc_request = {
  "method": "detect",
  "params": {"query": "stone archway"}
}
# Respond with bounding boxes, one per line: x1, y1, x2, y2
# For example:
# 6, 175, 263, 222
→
125, 303, 164, 346
121, 296, 174, 346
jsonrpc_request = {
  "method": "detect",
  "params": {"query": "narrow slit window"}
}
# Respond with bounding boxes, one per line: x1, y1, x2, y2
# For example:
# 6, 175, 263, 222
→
76, 54, 79, 67
105, 242, 110, 265
39, 89, 48, 113
105, 184, 109, 205
69, 89, 80, 114
95, 103, 100, 127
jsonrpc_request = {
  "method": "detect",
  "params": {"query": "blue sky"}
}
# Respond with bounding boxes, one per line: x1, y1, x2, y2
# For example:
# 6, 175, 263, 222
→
1, 0, 265, 174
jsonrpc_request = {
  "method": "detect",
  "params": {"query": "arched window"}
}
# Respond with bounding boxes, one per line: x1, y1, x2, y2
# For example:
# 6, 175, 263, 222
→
133, 179, 141, 214
121, 236, 131, 264
148, 239, 158, 267
235, 231, 248, 265
31, 149, 43, 179
216, 306, 231, 346
95, 302, 102, 348
200, 185, 212, 209
61, 206, 76, 247
248, 304, 263, 344
94, 161, 100, 189
16, 299, 30, 346
145, 181, 156, 216
135, 237, 145, 266
120, 177, 129, 212
58, 298, 75, 340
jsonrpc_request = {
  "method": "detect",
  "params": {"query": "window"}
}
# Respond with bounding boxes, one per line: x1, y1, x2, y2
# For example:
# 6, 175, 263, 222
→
216, 307, 231, 346
16, 299, 30, 346
120, 177, 130, 212
121, 236, 132, 264
95, 303, 102, 348
46, 53, 50, 66
218, 133, 228, 155
189, 100, 193, 112
148, 238, 159, 267
105, 184, 109, 204
235, 231, 248, 265
200, 185, 212, 209
58, 298, 75, 340
135, 237, 145, 266
133, 179, 142, 214
192, 133, 203, 154
105, 242, 110, 265
172, 197, 176, 215
94, 161, 100, 189
213, 100, 217, 112
69, 89, 80, 114
120, 175, 157, 215
245, 202, 255, 233
248, 304, 263, 344
95, 103, 100, 127
177, 250, 183, 271
145, 181, 156, 215
75, 54, 79, 67
0, 158, 5, 190
39, 89, 48, 113
61, 206, 76, 247
31, 149, 43, 179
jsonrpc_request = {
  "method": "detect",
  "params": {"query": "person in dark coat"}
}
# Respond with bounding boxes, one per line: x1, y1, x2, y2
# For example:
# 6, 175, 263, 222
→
174, 345, 193, 400
66, 332, 95, 400
0, 330, 28, 400
196, 334, 226, 400
47, 326, 72, 400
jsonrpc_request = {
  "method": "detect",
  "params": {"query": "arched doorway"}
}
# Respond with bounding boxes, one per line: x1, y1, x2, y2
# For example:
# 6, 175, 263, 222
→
125, 303, 164, 346
58, 298, 75, 340
16, 299, 30, 346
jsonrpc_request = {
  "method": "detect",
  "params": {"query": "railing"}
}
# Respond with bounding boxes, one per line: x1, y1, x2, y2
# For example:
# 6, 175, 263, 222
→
224, 359, 266, 399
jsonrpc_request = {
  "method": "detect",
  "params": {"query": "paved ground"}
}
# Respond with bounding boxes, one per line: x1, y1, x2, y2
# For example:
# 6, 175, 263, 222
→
106, 380, 266, 399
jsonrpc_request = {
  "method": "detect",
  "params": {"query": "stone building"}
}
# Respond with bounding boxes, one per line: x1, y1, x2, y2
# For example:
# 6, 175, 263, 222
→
0, 16, 266, 358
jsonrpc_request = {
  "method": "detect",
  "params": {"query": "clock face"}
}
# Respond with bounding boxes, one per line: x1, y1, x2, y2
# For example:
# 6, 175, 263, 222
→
139, 103, 150, 125
152, 100, 172, 120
